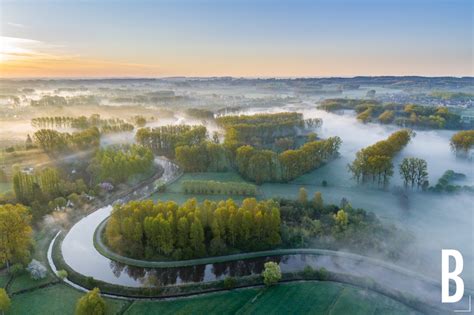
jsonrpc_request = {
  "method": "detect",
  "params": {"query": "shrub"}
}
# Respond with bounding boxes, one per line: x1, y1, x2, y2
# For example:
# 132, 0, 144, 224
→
27, 259, 47, 280
262, 261, 281, 287
223, 276, 237, 289
57, 269, 68, 280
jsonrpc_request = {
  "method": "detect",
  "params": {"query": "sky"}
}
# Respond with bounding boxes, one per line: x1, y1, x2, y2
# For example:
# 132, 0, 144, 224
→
0, 0, 472, 78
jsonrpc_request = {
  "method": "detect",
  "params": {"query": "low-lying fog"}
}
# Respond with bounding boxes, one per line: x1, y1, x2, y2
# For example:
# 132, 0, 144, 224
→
238, 104, 473, 288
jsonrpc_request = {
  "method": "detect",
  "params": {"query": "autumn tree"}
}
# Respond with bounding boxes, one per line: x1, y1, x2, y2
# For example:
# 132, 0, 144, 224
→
75, 288, 106, 315
0, 289, 10, 315
298, 187, 308, 204
450, 130, 474, 156
313, 192, 323, 210
0, 204, 32, 270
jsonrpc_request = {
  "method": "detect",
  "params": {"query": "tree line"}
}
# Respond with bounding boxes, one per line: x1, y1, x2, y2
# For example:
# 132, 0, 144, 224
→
87, 145, 154, 185
319, 98, 468, 129
33, 127, 100, 154
31, 114, 134, 133
236, 137, 341, 184
348, 129, 413, 186
182, 180, 257, 196
135, 125, 207, 158
105, 198, 281, 260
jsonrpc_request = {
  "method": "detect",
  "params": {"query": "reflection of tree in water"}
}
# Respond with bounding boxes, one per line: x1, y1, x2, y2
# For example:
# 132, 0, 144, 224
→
110, 260, 125, 278
178, 264, 206, 283
212, 256, 283, 278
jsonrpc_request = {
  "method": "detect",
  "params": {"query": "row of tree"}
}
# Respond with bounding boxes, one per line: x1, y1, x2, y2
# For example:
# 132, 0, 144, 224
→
348, 130, 413, 186
182, 180, 257, 196
105, 198, 281, 260
87, 145, 154, 184
236, 137, 341, 184
399, 157, 429, 190
31, 114, 133, 131
135, 125, 207, 158
320, 98, 467, 129
33, 127, 100, 154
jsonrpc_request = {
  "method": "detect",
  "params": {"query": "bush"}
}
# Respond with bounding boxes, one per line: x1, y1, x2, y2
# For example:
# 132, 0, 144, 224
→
9, 263, 24, 276
262, 261, 282, 287
223, 276, 237, 289
57, 269, 68, 280
26, 259, 47, 280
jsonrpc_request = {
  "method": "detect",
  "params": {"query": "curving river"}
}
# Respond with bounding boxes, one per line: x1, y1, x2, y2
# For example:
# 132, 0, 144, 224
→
56, 113, 473, 312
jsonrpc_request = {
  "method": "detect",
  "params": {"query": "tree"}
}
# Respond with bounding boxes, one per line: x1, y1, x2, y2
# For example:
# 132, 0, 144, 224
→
262, 261, 281, 286
75, 288, 106, 315
0, 204, 32, 270
333, 209, 349, 232
399, 157, 428, 189
0, 289, 10, 315
313, 192, 323, 210
450, 130, 474, 156
298, 187, 308, 204
27, 259, 47, 280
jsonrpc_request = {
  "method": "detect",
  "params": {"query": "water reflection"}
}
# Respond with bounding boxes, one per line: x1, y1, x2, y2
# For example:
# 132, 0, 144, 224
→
107, 256, 283, 286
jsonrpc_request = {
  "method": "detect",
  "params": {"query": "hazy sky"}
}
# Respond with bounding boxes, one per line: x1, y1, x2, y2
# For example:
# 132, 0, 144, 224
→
0, 0, 472, 77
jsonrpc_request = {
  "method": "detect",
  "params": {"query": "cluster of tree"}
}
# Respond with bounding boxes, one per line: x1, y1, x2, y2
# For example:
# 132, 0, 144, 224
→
450, 130, 474, 156
430, 91, 474, 101
429, 170, 474, 193
12, 167, 89, 220
87, 145, 154, 184
175, 141, 231, 172
236, 137, 341, 184
0, 204, 33, 270
105, 198, 281, 260
30, 95, 98, 107
279, 189, 409, 259
182, 180, 257, 196
216, 112, 305, 150
132, 115, 147, 127
348, 130, 413, 186
135, 125, 207, 158
399, 157, 429, 190
319, 99, 466, 129
185, 108, 215, 120
33, 127, 100, 154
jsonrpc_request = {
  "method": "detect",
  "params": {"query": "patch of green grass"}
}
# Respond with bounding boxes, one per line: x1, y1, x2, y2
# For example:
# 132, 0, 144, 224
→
124, 282, 421, 315
328, 285, 420, 315
151, 171, 252, 203
0, 182, 11, 193
238, 281, 343, 314
9, 284, 127, 315
8, 273, 56, 293
125, 288, 260, 315
0, 273, 10, 288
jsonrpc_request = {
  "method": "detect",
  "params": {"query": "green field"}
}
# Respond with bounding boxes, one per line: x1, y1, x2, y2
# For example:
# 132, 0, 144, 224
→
8, 283, 128, 315
152, 171, 249, 203
124, 281, 421, 315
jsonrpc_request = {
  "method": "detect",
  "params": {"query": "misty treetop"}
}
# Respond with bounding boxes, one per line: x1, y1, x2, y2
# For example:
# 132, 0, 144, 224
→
135, 125, 207, 158
348, 129, 413, 186
399, 157, 429, 190
87, 145, 154, 185
319, 98, 468, 129
105, 198, 281, 260
236, 136, 341, 184
33, 127, 100, 154
31, 114, 134, 133
450, 130, 474, 156
217, 112, 306, 149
